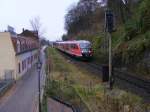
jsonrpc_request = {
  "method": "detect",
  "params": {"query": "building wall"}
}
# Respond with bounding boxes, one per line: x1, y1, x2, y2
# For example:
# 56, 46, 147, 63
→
16, 49, 38, 79
0, 32, 16, 79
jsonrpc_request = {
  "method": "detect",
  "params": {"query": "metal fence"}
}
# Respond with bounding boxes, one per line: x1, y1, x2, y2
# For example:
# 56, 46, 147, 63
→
0, 69, 15, 96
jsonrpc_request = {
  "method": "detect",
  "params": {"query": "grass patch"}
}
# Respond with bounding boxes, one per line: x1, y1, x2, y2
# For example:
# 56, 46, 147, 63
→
45, 47, 149, 112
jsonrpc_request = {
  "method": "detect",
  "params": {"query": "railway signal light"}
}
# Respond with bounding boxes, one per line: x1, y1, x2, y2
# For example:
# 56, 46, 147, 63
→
105, 10, 114, 33
104, 9, 115, 90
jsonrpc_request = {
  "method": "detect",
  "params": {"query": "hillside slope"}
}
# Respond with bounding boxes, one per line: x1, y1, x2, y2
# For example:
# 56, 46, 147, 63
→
64, 0, 150, 79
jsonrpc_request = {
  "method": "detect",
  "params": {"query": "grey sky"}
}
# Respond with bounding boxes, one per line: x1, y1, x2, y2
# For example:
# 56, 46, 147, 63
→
0, 0, 79, 41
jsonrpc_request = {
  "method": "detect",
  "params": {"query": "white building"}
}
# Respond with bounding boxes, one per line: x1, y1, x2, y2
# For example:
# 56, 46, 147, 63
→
0, 31, 39, 80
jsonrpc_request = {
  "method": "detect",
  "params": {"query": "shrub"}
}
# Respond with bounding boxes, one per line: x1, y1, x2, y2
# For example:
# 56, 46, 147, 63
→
139, 0, 150, 33
124, 20, 139, 41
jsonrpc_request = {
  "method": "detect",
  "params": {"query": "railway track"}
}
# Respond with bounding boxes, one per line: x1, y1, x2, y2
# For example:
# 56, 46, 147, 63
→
84, 62, 150, 93
57, 49, 150, 102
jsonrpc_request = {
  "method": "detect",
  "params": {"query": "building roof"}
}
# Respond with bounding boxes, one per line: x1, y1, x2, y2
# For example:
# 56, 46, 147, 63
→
19, 29, 39, 41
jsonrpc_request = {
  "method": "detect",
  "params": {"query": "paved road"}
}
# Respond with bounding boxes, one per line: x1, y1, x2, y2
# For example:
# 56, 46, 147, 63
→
0, 67, 39, 112
0, 47, 46, 112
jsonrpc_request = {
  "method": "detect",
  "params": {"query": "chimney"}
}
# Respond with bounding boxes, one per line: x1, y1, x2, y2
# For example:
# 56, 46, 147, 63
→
22, 28, 24, 32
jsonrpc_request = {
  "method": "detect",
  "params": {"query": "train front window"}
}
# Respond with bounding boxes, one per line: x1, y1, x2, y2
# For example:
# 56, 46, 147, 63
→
79, 43, 91, 48
82, 48, 89, 52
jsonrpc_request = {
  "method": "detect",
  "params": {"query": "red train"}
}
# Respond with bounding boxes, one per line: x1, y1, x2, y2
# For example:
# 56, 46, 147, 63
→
55, 40, 93, 59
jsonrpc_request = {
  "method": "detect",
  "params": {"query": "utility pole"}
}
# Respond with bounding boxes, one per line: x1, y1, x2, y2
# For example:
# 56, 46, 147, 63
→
108, 33, 113, 89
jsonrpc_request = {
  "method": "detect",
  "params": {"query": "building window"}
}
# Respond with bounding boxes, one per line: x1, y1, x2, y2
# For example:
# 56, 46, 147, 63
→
28, 57, 30, 64
31, 56, 33, 64
24, 60, 26, 69
18, 63, 21, 73
22, 61, 24, 71
17, 40, 20, 53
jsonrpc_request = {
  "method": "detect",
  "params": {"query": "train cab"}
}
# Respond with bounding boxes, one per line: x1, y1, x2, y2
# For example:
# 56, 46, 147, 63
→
78, 41, 93, 58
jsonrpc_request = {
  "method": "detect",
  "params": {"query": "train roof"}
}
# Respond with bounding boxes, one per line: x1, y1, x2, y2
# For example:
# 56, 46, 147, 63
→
56, 40, 91, 44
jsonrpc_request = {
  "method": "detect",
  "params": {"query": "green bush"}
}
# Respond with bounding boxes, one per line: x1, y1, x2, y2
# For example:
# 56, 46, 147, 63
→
92, 36, 102, 50
124, 20, 139, 41
139, 0, 150, 33
145, 31, 150, 39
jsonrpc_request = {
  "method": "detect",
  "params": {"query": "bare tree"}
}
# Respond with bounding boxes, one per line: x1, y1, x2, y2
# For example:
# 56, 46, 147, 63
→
30, 16, 45, 38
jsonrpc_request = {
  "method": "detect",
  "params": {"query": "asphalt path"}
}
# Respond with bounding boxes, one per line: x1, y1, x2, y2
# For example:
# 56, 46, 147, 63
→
0, 67, 39, 112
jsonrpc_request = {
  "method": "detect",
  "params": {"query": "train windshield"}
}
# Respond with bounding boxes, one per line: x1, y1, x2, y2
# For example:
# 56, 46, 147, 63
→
79, 43, 91, 48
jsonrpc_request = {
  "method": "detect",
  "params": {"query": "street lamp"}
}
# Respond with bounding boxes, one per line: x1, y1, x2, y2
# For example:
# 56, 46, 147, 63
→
37, 60, 42, 112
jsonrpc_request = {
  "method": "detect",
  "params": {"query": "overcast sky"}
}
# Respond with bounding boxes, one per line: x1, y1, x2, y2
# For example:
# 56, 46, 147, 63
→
0, 0, 79, 41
